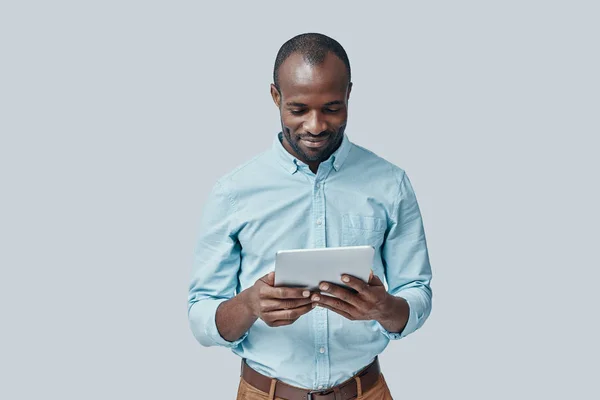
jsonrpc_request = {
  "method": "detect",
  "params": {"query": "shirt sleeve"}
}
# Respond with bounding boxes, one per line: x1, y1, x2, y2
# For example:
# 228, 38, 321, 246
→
377, 169, 433, 340
187, 179, 248, 348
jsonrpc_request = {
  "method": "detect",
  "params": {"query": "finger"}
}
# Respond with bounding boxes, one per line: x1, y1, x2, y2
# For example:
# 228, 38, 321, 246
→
265, 285, 314, 300
368, 273, 384, 287
269, 320, 295, 327
339, 273, 370, 293
264, 303, 314, 321
312, 290, 358, 314
314, 302, 356, 321
261, 297, 313, 312
317, 282, 363, 308
259, 271, 275, 286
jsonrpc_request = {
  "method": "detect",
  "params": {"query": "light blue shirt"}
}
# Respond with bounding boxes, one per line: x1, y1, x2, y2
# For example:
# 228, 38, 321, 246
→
188, 132, 432, 389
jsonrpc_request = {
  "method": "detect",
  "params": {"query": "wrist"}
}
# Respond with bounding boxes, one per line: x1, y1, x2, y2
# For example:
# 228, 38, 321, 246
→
377, 294, 409, 334
240, 287, 259, 319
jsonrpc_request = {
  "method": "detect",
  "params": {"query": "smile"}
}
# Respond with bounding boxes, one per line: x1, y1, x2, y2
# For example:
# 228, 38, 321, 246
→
301, 139, 328, 149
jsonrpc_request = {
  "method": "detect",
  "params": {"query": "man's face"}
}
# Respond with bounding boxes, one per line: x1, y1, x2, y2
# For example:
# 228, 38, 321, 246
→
271, 52, 352, 166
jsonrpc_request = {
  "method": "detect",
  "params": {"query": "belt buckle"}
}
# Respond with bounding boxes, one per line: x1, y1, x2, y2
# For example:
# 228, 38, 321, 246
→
307, 388, 330, 400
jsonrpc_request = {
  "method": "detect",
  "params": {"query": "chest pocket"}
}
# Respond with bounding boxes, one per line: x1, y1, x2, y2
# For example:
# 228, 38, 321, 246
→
341, 214, 387, 249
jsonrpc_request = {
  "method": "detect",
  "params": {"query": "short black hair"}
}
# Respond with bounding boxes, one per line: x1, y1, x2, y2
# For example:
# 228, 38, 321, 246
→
273, 33, 351, 91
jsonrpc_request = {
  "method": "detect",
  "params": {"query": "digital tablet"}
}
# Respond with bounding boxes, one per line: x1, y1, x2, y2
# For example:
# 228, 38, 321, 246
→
274, 245, 375, 291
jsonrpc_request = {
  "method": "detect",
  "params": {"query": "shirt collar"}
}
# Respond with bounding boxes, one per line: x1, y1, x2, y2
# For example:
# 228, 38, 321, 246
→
272, 131, 352, 174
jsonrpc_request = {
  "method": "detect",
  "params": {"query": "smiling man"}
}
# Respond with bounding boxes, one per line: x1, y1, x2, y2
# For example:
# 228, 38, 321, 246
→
188, 33, 433, 400
273, 49, 350, 174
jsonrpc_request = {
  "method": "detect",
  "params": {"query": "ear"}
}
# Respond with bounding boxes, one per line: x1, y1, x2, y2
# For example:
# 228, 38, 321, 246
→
270, 84, 281, 108
346, 82, 353, 101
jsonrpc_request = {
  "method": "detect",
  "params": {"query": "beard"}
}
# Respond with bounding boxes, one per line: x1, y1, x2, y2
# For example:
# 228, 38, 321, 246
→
282, 124, 346, 163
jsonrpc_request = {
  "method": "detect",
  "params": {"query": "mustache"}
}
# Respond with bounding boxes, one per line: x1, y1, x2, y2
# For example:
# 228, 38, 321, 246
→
297, 132, 335, 140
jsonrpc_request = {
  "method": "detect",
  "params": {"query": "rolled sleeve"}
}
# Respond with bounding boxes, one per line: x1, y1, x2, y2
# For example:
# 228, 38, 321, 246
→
188, 298, 248, 348
380, 169, 433, 340
187, 180, 248, 348
376, 288, 431, 339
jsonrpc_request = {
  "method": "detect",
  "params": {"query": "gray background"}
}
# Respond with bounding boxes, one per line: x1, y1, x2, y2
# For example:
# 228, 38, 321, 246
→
1, 1, 598, 399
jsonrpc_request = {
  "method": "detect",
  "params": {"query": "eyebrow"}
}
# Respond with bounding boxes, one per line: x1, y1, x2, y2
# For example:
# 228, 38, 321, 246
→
285, 100, 344, 107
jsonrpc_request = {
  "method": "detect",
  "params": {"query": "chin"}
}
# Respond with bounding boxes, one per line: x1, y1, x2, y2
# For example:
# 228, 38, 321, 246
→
303, 146, 333, 162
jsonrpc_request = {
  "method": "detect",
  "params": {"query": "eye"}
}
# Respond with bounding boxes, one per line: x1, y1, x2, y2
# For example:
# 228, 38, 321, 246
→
324, 108, 341, 113
290, 109, 306, 115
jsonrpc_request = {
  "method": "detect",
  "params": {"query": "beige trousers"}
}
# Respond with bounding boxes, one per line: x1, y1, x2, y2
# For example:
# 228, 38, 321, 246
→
236, 373, 393, 400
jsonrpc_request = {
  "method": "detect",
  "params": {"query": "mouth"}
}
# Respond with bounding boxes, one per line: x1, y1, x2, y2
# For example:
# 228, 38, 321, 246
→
301, 138, 329, 149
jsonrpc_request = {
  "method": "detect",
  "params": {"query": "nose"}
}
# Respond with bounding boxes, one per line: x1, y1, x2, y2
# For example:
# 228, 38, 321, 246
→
304, 110, 328, 136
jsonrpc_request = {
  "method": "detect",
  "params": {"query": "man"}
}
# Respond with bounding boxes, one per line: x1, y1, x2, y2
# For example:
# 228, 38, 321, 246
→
188, 33, 433, 400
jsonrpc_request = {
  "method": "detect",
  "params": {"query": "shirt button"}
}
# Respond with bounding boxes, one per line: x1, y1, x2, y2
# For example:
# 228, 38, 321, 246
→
319, 347, 326, 354
315, 183, 320, 189
316, 218, 322, 225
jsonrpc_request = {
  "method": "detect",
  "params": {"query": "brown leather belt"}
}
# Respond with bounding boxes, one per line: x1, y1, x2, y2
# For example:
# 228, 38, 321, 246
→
240, 357, 381, 400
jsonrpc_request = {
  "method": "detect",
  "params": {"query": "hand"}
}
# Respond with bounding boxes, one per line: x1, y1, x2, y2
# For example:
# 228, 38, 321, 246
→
311, 271, 409, 332
248, 272, 319, 327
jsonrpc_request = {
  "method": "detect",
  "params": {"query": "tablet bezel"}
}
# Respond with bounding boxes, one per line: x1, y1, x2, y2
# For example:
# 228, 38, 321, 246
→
274, 245, 375, 291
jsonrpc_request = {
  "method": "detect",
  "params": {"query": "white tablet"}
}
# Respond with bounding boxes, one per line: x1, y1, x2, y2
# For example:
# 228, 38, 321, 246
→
274, 245, 375, 291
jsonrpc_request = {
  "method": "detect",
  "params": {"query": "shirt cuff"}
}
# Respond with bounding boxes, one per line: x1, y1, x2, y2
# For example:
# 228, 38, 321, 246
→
189, 298, 248, 348
376, 292, 421, 340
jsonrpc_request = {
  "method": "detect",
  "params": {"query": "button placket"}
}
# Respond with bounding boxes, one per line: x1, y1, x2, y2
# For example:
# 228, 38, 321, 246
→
312, 169, 330, 388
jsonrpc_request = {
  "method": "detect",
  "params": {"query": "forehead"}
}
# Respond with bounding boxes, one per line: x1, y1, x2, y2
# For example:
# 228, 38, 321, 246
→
278, 52, 349, 99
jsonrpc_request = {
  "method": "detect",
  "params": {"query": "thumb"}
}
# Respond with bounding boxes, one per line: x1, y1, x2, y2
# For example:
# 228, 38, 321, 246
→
368, 271, 384, 286
260, 271, 275, 286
